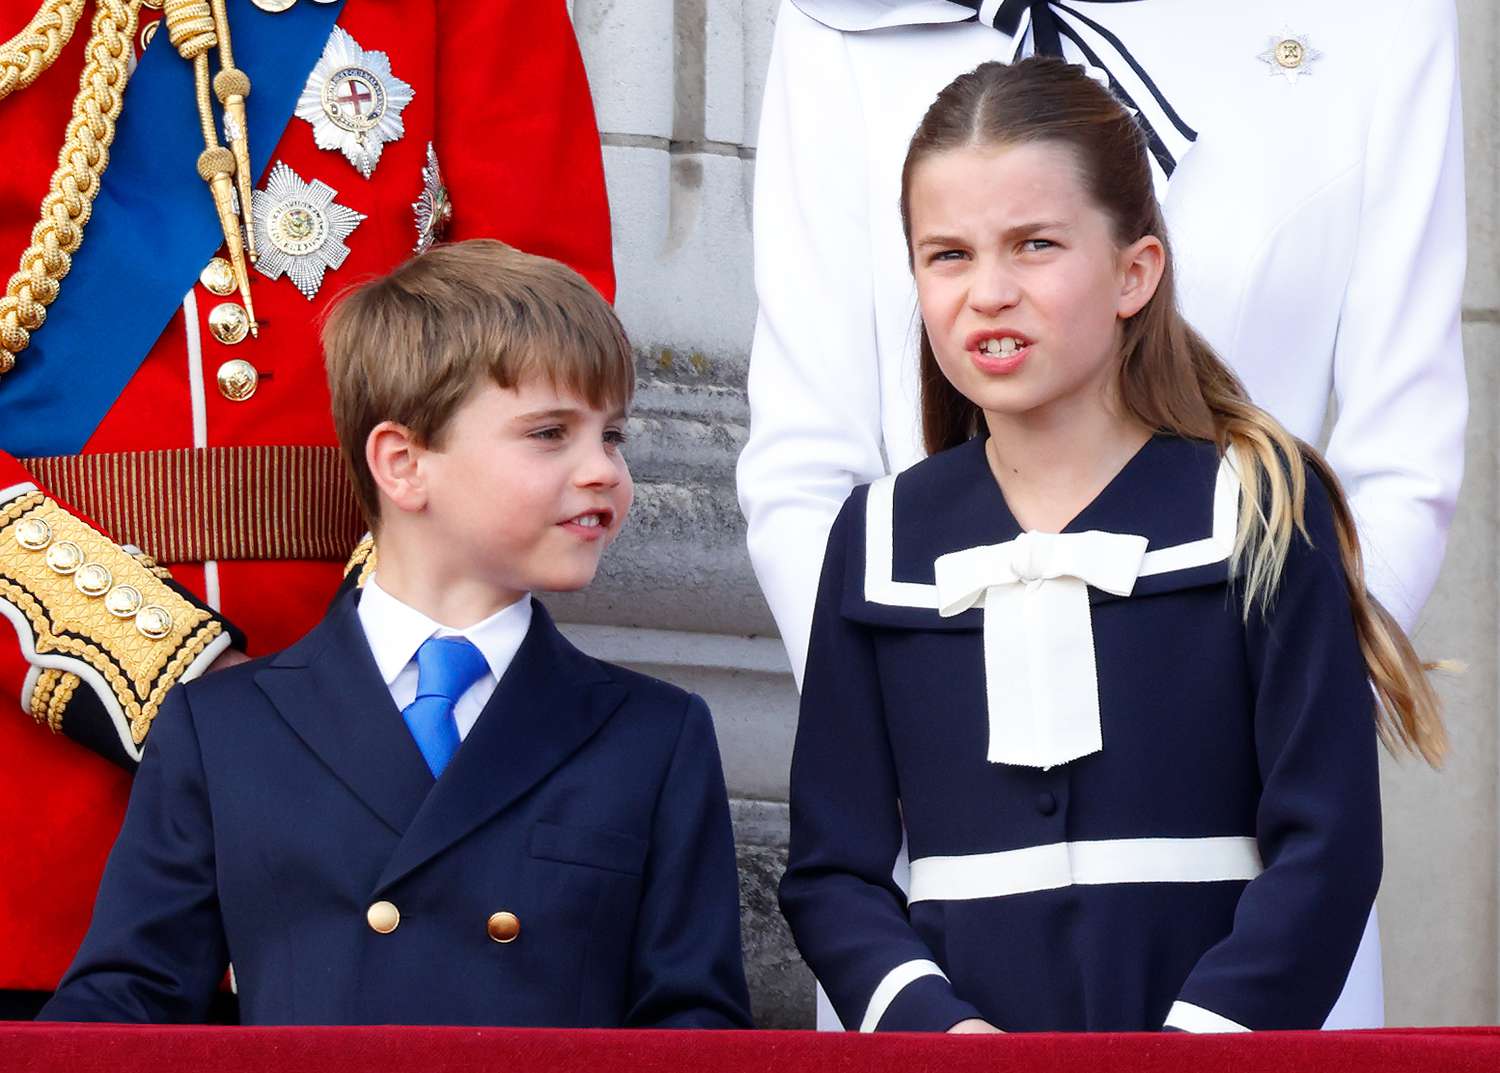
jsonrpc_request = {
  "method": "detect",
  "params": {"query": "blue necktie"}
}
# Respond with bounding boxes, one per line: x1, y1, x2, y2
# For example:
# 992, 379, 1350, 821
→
401, 636, 490, 779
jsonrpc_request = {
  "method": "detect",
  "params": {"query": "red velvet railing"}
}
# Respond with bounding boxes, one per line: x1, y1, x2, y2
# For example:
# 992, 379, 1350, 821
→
3, 1025, 1499, 1073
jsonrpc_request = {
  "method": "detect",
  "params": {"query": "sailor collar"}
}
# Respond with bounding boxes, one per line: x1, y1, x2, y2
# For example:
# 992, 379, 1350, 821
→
843, 433, 1240, 632
843, 433, 1241, 769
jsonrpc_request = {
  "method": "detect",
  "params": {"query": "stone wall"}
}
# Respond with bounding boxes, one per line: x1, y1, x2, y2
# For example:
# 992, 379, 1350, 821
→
564, 0, 1500, 1028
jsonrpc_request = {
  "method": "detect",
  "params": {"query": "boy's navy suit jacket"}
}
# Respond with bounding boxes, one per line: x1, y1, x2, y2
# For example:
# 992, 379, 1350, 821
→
40, 591, 752, 1027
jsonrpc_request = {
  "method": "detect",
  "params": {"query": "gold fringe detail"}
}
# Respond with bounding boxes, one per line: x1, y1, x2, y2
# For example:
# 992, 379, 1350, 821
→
30, 668, 79, 732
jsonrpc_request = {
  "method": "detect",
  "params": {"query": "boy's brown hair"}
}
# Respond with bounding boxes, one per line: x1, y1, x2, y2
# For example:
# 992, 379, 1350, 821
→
323, 238, 635, 526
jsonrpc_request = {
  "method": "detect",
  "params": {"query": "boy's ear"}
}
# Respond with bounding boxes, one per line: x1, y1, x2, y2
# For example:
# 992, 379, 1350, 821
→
1117, 234, 1165, 319
366, 421, 427, 515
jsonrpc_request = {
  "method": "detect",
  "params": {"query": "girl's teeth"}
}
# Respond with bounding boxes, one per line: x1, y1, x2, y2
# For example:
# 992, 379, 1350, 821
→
981, 338, 1022, 356
576, 515, 600, 528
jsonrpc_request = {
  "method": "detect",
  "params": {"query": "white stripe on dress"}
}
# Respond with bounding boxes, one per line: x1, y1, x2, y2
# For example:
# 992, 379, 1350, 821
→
909, 836, 1262, 902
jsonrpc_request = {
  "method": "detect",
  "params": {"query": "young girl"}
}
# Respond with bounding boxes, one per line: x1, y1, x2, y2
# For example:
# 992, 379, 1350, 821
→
778, 58, 1446, 1035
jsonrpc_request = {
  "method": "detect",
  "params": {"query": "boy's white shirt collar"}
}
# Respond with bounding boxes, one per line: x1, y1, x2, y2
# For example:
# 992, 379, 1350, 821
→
357, 574, 533, 740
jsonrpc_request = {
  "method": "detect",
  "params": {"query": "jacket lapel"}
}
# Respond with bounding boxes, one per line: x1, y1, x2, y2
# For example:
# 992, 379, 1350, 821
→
375, 601, 627, 892
254, 590, 434, 836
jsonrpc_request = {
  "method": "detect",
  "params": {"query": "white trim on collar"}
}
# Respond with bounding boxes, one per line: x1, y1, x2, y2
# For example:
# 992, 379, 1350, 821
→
863, 448, 1242, 609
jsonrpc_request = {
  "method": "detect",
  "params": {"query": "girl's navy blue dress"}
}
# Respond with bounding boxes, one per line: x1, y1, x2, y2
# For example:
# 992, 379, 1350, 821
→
781, 434, 1382, 1033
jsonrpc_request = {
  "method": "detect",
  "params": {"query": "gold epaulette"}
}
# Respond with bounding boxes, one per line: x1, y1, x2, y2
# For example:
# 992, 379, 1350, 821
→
0, 487, 231, 762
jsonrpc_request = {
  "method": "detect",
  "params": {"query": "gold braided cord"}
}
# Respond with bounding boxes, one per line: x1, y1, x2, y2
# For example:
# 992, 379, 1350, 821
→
163, 0, 256, 322
0, 0, 140, 378
0, 1, 85, 102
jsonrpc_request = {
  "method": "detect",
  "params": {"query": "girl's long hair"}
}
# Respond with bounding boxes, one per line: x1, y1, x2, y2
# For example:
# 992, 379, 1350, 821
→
900, 59, 1445, 765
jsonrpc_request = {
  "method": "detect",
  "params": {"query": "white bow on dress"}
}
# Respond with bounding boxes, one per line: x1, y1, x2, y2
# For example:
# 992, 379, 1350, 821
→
934, 529, 1149, 769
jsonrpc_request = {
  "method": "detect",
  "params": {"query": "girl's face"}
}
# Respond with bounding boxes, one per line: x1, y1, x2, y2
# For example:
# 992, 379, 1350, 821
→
908, 141, 1162, 427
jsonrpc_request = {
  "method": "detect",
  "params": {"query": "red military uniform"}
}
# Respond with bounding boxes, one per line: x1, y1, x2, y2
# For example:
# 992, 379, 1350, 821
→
0, 0, 613, 991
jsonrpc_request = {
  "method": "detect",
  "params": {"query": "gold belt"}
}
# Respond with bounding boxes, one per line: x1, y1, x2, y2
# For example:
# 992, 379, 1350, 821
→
20, 445, 364, 564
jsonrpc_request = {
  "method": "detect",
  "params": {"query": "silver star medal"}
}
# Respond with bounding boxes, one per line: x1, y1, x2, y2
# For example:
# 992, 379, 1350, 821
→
1259, 27, 1322, 85
296, 26, 414, 178
252, 161, 367, 300
412, 143, 453, 254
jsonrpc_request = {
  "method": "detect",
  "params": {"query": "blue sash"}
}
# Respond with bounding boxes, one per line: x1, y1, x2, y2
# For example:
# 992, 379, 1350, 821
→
0, 0, 346, 457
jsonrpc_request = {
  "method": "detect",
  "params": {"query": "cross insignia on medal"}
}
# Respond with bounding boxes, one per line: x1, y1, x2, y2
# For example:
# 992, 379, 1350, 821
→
295, 27, 414, 178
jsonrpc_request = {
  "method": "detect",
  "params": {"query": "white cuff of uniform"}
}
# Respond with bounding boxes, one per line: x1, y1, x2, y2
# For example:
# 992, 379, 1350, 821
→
860, 959, 948, 1032
1164, 1000, 1250, 1033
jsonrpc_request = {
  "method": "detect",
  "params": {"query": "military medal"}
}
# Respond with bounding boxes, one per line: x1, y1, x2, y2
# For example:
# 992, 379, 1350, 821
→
252, 161, 367, 300
412, 143, 453, 254
296, 27, 414, 179
1259, 27, 1322, 84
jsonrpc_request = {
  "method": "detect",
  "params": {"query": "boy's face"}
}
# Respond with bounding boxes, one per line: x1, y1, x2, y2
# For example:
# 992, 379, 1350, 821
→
416, 377, 632, 598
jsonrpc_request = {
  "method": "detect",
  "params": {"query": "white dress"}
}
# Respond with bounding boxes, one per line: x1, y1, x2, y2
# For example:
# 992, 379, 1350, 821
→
737, 0, 1468, 1030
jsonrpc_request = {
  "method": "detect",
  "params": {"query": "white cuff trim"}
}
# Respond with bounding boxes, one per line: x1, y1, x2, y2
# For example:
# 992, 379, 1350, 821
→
1164, 1000, 1250, 1033
1, 482, 39, 505
859, 958, 946, 1033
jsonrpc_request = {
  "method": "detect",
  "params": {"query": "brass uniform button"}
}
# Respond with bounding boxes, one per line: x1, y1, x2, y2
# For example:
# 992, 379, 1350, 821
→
134, 604, 174, 641
367, 900, 400, 934
251, 0, 299, 12
208, 302, 251, 346
200, 257, 237, 296
74, 562, 113, 598
13, 517, 52, 551
1275, 38, 1305, 69
487, 911, 520, 944
44, 540, 83, 575
217, 359, 259, 402
105, 584, 144, 619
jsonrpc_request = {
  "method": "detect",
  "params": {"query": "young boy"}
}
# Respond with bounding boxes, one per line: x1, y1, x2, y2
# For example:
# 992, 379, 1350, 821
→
39, 241, 752, 1028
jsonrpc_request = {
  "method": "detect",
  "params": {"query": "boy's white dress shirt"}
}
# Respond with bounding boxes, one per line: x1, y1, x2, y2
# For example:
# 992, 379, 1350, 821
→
357, 575, 533, 740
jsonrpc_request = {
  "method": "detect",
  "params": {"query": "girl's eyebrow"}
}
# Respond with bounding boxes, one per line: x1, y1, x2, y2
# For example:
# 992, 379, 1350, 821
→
915, 220, 1071, 249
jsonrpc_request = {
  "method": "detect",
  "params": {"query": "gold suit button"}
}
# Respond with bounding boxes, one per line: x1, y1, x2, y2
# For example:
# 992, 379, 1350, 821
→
105, 584, 144, 619
208, 302, 250, 346
200, 257, 237, 296
134, 604, 174, 641
217, 358, 259, 402
367, 900, 400, 934
487, 911, 520, 944
44, 540, 83, 575
13, 517, 52, 551
74, 562, 113, 598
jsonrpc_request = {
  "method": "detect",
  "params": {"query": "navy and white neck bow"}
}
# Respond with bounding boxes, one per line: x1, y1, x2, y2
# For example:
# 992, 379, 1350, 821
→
791, 1, 1197, 191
